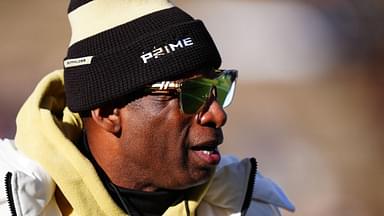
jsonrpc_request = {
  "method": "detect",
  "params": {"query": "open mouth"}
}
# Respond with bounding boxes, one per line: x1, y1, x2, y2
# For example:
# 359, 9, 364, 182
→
190, 143, 221, 165
191, 145, 218, 154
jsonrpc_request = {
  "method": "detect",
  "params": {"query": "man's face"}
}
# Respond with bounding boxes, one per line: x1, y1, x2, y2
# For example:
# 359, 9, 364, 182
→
116, 76, 227, 190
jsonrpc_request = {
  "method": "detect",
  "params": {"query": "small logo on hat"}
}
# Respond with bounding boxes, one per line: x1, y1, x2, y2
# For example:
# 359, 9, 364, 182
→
141, 37, 194, 64
64, 56, 94, 68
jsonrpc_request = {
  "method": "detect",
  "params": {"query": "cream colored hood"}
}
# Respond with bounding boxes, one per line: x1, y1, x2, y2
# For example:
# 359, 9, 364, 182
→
15, 70, 126, 215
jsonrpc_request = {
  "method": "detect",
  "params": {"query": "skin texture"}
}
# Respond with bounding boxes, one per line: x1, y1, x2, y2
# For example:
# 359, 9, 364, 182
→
84, 73, 227, 192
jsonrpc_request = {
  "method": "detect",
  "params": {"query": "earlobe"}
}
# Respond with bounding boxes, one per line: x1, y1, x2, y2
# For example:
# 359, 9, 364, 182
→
91, 108, 122, 133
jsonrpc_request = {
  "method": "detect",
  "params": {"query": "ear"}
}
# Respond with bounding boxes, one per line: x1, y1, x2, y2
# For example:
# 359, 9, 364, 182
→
91, 107, 122, 134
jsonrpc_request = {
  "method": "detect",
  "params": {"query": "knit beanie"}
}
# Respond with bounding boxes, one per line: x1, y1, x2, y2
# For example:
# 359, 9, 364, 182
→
64, 0, 222, 112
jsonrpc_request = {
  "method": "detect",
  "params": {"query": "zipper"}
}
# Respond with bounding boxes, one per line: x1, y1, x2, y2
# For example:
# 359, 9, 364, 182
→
5, 172, 17, 216
241, 158, 257, 216
184, 199, 191, 216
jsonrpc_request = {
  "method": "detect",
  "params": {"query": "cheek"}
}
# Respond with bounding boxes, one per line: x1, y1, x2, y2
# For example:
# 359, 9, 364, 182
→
123, 100, 189, 159
150, 108, 189, 153
120, 98, 201, 184
146, 107, 194, 174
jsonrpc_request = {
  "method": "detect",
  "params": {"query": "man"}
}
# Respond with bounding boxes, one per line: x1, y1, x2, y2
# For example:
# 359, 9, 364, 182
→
0, 0, 294, 215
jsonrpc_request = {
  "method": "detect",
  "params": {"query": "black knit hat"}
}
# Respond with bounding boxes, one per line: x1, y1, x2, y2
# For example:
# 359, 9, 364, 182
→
64, 0, 222, 112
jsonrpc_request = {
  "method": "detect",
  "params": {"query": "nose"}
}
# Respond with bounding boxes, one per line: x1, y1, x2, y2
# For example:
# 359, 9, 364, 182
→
197, 100, 227, 128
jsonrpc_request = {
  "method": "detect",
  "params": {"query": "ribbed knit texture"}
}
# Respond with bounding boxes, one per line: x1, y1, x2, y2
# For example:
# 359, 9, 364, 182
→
64, 7, 221, 112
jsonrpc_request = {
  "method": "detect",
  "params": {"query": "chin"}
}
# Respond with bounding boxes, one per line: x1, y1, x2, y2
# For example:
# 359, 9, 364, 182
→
174, 167, 215, 190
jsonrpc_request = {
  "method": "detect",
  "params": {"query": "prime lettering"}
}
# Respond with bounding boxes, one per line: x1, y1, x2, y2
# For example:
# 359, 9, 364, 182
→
141, 37, 194, 64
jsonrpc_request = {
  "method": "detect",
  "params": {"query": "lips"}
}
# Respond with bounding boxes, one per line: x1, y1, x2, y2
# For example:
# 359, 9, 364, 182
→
190, 141, 221, 166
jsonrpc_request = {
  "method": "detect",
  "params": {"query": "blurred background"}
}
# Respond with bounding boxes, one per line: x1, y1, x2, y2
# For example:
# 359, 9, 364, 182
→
1, 0, 383, 215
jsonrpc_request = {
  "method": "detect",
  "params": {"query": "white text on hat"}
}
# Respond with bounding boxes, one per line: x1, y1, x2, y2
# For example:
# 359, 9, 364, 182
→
141, 37, 194, 64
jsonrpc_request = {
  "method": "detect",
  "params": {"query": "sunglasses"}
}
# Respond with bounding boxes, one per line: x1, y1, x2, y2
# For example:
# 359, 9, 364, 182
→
145, 69, 238, 114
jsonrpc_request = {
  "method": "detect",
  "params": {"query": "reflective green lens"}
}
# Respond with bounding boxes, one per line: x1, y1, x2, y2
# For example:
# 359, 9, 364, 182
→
215, 73, 234, 107
180, 71, 237, 114
180, 78, 212, 114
